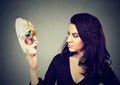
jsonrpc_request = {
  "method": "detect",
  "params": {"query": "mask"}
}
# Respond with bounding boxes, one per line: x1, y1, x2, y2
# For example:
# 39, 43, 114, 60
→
15, 17, 38, 54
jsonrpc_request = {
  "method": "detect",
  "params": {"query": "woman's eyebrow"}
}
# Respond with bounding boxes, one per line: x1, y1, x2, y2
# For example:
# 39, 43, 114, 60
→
67, 31, 78, 34
72, 33, 78, 35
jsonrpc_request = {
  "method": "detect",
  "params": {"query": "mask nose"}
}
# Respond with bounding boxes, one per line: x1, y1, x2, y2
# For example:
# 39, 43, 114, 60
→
34, 36, 39, 44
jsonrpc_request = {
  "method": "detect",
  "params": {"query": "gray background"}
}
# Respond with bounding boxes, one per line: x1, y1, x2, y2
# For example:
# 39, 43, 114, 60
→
0, 0, 120, 85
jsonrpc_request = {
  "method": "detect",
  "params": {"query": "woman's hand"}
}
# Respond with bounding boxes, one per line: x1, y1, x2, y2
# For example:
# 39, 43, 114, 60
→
26, 49, 39, 85
26, 49, 38, 70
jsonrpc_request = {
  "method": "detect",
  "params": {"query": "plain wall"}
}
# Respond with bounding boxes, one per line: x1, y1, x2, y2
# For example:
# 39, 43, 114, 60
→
0, 0, 120, 85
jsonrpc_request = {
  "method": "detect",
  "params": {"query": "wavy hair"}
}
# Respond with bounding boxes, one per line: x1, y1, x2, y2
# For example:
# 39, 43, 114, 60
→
61, 13, 111, 77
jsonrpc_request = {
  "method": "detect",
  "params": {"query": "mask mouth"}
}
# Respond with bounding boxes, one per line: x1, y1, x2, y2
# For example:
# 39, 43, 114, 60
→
34, 46, 37, 49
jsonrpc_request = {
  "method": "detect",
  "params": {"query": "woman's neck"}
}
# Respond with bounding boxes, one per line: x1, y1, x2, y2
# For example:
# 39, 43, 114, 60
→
73, 51, 84, 59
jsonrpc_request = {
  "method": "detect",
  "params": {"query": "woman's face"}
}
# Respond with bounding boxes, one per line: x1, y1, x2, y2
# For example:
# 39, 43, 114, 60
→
67, 23, 84, 53
15, 18, 38, 54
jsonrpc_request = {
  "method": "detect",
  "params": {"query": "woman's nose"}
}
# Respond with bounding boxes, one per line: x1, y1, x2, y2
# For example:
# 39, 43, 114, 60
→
67, 36, 72, 43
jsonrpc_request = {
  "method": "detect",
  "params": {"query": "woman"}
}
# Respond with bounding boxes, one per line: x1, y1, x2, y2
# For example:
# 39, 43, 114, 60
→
27, 13, 120, 85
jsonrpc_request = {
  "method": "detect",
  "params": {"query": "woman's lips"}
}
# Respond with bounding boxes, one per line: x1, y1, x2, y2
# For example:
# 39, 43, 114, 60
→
68, 44, 73, 48
34, 46, 37, 49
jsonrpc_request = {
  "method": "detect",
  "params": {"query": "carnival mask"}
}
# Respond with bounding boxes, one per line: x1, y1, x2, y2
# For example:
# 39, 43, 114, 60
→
15, 17, 38, 54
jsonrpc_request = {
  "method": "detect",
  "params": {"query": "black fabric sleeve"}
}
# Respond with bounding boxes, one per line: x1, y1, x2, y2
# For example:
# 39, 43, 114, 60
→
29, 55, 58, 85
101, 65, 120, 85
29, 78, 43, 85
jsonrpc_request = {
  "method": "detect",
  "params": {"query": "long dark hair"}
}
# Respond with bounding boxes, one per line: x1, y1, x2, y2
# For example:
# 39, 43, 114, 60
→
61, 13, 111, 77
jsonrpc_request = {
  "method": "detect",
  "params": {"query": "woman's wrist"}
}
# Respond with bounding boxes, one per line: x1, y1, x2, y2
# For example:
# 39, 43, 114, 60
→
30, 68, 39, 85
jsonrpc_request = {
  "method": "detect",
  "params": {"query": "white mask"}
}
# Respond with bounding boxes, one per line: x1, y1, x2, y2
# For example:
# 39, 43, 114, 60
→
15, 17, 38, 54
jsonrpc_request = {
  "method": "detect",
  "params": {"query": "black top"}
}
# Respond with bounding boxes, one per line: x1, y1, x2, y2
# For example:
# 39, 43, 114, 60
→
30, 54, 120, 85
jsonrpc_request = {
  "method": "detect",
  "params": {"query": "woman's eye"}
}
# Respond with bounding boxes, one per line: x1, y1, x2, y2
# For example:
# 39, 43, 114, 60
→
73, 34, 79, 38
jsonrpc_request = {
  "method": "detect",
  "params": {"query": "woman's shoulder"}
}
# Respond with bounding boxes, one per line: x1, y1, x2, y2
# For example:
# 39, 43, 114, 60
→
53, 53, 61, 60
102, 64, 113, 73
100, 65, 120, 84
50, 54, 62, 63
51, 53, 69, 65
101, 63, 114, 76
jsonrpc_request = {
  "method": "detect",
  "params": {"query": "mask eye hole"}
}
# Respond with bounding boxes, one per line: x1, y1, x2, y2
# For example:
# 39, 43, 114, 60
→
25, 31, 30, 37
24, 30, 35, 45
30, 30, 35, 37
25, 30, 35, 37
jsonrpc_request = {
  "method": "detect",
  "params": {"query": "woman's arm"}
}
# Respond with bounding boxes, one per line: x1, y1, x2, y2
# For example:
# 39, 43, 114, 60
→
30, 69, 39, 85
26, 49, 39, 85
27, 51, 58, 85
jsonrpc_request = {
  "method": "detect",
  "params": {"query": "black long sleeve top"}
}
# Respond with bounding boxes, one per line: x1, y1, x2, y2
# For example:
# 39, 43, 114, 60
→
30, 54, 120, 85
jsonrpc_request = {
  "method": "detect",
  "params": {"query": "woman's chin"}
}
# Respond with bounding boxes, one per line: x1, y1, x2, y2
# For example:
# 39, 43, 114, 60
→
69, 49, 76, 52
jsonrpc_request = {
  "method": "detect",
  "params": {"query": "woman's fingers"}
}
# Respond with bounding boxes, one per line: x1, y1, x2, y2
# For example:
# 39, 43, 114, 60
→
26, 49, 38, 69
